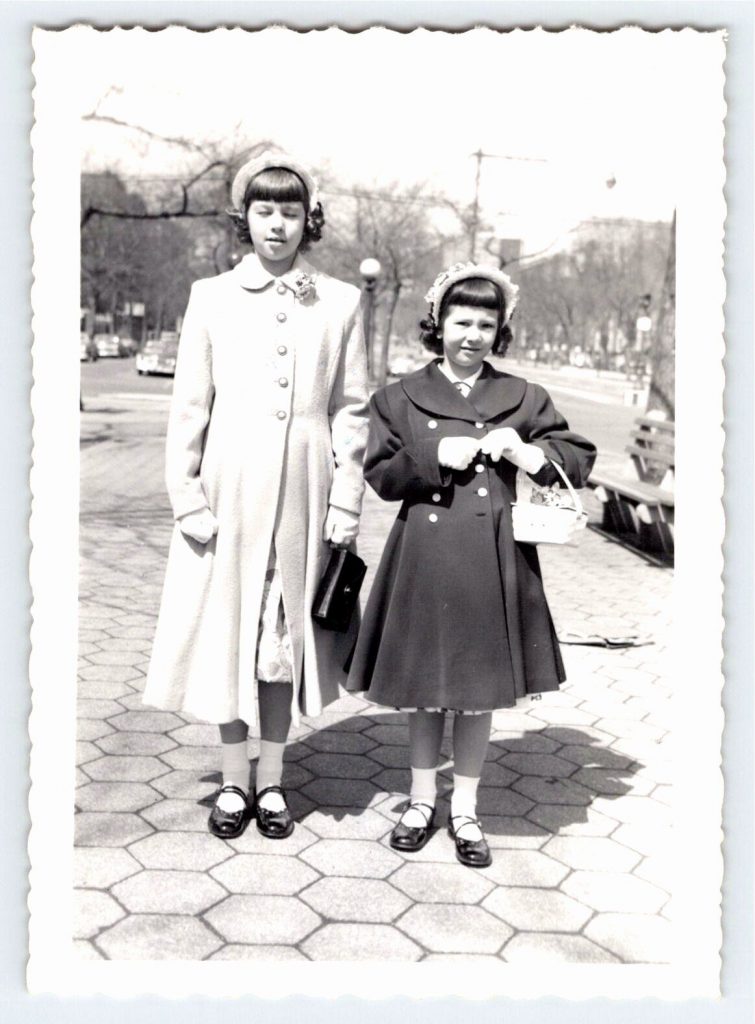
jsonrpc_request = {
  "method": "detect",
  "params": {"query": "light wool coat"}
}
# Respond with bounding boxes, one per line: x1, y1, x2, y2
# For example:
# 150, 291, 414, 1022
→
143, 253, 369, 727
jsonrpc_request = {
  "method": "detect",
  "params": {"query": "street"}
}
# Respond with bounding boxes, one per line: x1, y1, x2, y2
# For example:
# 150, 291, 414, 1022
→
75, 359, 674, 964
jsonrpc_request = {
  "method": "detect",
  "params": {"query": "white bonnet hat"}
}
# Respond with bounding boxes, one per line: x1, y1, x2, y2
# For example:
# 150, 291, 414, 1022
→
231, 149, 320, 210
425, 262, 519, 327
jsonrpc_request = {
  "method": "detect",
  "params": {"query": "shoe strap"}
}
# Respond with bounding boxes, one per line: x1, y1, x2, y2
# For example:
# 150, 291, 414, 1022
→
218, 784, 248, 801
256, 785, 286, 800
450, 813, 481, 834
401, 802, 434, 826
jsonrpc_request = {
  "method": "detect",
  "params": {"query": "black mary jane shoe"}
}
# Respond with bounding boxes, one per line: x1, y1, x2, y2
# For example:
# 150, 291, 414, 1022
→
389, 802, 435, 852
208, 784, 251, 840
447, 814, 492, 868
254, 785, 295, 839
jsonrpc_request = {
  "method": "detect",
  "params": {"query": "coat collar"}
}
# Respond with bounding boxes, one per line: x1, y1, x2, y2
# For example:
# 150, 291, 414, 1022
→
401, 359, 528, 422
232, 251, 316, 294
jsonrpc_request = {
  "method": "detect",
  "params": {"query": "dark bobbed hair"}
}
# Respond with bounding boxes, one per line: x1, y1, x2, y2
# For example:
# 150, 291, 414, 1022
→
420, 277, 511, 357
227, 167, 325, 252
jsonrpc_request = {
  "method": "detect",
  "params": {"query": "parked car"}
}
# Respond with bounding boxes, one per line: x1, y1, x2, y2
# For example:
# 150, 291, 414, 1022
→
79, 333, 98, 362
136, 337, 179, 376
94, 333, 121, 358
118, 336, 139, 357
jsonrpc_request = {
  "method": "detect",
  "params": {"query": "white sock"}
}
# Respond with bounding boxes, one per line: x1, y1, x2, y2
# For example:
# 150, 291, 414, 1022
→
256, 740, 286, 811
402, 766, 437, 828
217, 740, 249, 813
451, 773, 482, 840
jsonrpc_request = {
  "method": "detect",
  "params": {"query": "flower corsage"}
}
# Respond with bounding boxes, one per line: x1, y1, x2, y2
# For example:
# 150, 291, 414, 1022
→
294, 272, 317, 303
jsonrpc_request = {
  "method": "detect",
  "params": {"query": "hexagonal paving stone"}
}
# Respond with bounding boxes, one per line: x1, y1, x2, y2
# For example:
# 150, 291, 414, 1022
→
492, 731, 560, 754
302, 923, 422, 961
367, 745, 411, 768
557, 744, 634, 770
209, 945, 308, 961
300, 838, 403, 878
74, 940, 105, 960
398, 904, 510, 954
227, 822, 319, 857
84, 755, 170, 783
528, 706, 598, 728
77, 719, 115, 742
512, 776, 593, 806
140, 798, 209, 832
78, 665, 144, 684
78, 677, 135, 701
526, 804, 619, 837
543, 836, 642, 872
302, 730, 377, 755
501, 753, 577, 779
76, 696, 123, 720
75, 812, 152, 848
584, 913, 672, 963
104, 624, 156, 641
363, 725, 409, 746
302, 778, 381, 808
112, 870, 226, 914
97, 637, 152, 652
480, 849, 569, 888
633, 853, 674, 892
166, 723, 221, 747
299, 753, 382, 780
97, 732, 177, 757
483, 887, 591, 932
76, 782, 162, 813
302, 807, 393, 841
300, 877, 410, 923
571, 766, 650, 797
391, 863, 494, 904
210, 854, 319, 896
160, 746, 220, 772
76, 741, 103, 766
562, 871, 668, 913
150, 770, 218, 801
109, 710, 184, 733
502, 932, 620, 963
73, 890, 125, 939
205, 895, 321, 945
475, 787, 535, 817
490, 710, 548, 733
97, 914, 222, 960
590, 795, 671, 829
129, 831, 234, 871
483, 817, 551, 850
74, 847, 142, 888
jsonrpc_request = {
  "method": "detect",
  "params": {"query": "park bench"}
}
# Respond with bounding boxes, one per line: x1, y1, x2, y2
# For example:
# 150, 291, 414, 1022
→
588, 416, 675, 557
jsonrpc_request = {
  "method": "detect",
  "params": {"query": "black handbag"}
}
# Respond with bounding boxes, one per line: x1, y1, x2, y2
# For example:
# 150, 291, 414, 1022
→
312, 547, 367, 632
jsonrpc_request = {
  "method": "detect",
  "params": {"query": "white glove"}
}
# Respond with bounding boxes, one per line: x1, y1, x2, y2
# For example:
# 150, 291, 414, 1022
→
438, 436, 481, 471
479, 427, 546, 474
178, 508, 218, 544
323, 505, 360, 547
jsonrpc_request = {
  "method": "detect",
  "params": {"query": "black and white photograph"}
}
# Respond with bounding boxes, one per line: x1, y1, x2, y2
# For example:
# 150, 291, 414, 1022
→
28, 22, 727, 999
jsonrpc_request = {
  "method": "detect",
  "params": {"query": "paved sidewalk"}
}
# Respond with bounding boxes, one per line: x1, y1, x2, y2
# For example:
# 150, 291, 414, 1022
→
75, 402, 673, 964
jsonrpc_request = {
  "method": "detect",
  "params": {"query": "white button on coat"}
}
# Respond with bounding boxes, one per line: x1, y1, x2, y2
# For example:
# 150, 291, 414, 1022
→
428, 513, 438, 523
477, 487, 488, 497
428, 420, 438, 430
277, 285, 287, 295
277, 312, 287, 323
431, 493, 441, 503
475, 422, 484, 429
475, 464, 484, 473
277, 345, 287, 356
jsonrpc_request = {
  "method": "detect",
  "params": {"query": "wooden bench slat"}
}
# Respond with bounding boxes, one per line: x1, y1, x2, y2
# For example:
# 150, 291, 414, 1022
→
625, 444, 675, 466
635, 417, 675, 433
589, 473, 675, 506
629, 431, 675, 449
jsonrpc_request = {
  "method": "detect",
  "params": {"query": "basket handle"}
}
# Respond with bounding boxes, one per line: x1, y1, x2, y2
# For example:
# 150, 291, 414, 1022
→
547, 459, 584, 518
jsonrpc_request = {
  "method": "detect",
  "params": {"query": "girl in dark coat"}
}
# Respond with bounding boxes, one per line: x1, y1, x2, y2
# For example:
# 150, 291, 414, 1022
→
347, 262, 596, 867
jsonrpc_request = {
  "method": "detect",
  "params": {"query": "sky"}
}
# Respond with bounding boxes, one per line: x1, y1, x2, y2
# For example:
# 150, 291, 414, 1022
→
75, 26, 714, 254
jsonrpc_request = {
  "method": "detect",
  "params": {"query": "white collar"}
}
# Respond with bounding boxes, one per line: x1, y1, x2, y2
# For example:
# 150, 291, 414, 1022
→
233, 251, 315, 292
438, 360, 484, 389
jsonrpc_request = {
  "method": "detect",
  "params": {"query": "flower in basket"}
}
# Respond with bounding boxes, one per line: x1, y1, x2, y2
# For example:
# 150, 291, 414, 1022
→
294, 272, 317, 303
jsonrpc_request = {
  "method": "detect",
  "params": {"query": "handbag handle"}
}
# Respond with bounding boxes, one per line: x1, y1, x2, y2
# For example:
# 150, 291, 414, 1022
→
546, 459, 584, 518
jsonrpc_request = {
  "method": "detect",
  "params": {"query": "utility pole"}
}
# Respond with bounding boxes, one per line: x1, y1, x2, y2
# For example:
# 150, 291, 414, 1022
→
468, 150, 548, 262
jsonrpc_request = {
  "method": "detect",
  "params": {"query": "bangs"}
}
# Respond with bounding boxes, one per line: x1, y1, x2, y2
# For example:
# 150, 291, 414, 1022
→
245, 167, 310, 208
443, 277, 504, 315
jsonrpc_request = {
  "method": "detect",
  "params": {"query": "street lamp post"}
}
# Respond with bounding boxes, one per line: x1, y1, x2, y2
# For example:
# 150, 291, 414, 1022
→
359, 257, 382, 381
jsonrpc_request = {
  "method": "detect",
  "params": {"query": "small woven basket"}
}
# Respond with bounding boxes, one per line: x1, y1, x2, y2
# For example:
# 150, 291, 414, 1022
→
511, 459, 588, 545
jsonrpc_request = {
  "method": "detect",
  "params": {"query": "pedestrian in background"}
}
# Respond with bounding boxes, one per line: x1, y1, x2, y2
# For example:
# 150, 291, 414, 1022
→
347, 262, 596, 867
144, 151, 369, 841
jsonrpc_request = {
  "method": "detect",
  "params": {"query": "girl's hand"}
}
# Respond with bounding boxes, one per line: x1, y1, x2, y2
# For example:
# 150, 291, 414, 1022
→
178, 508, 218, 544
324, 505, 360, 547
438, 436, 481, 471
480, 428, 546, 474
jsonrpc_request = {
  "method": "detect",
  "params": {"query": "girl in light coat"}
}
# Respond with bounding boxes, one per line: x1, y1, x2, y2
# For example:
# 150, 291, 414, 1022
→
143, 151, 369, 840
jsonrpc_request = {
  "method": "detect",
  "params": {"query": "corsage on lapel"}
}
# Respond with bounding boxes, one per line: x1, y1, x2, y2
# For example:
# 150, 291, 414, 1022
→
294, 272, 317, 303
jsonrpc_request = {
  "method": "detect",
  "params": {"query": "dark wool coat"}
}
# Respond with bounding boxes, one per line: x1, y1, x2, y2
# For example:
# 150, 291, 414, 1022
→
346, 359, 597, 712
